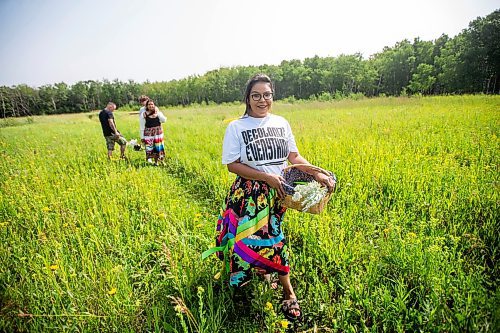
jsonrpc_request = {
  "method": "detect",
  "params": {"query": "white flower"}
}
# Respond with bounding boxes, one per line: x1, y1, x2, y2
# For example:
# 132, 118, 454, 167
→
292, 181, 328, 212
292, 192, 302, 201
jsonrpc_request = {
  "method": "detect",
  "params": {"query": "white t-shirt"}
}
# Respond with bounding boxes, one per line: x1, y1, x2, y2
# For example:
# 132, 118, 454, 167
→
222, 114, 298, 175
139, 107, 146, 139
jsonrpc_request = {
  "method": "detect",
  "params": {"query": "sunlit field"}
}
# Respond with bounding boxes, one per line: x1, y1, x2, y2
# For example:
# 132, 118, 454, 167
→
1, 95, 498, 332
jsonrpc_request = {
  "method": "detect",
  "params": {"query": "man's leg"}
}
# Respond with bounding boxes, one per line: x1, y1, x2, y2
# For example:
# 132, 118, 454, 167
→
105, 136, 115, 159
120, 144, 126, 159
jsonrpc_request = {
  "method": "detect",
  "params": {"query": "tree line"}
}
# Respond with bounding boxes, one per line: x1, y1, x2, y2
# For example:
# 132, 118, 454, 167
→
1, 9, 498, 118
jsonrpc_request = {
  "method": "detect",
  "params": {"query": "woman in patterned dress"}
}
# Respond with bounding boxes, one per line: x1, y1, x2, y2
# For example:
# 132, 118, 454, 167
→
205, 74, 335, 321
140, 99, 166, 165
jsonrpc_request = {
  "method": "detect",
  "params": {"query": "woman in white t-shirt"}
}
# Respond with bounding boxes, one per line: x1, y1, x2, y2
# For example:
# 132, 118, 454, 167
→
204, 74, 334, 322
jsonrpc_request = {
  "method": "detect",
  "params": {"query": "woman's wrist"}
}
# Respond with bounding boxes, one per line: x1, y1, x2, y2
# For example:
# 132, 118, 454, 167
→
260, 172, 271, 183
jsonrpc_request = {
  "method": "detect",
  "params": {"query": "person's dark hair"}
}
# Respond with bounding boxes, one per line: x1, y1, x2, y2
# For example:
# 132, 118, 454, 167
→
139, 95, 149, 103
145, 99, 155, 109
243, 74, 274, 116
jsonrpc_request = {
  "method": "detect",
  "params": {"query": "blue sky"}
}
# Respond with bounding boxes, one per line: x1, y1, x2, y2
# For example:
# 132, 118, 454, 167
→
0, 0, 498, 87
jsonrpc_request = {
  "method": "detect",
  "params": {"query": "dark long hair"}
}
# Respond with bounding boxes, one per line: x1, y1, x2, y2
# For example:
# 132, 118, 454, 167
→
243, 74, 274, 116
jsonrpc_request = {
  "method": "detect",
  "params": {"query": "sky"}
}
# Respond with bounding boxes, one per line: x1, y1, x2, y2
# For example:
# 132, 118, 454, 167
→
0, 0, 498, 87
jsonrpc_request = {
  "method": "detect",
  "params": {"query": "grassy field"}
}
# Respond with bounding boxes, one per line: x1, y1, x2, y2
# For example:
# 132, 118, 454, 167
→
0, 95, 498, 332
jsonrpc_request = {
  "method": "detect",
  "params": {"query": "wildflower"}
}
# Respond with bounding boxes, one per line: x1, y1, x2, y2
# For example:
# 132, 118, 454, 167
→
108, 287, 117, 295
174, 305, 183, 313
407, 232, 417, 238
42, 207, 50, 212
49, 264, 59, 271
195, 213, 202, 218
279, 320, 289, 329
197, 286, 205, 294
428, 244, 441, 253
265, 302, 273, 311
292, 191, 302, 201
213, 272, 221, 280
111, 265, 123, 272
292, 181, 328, 212
38, 232, 47, 242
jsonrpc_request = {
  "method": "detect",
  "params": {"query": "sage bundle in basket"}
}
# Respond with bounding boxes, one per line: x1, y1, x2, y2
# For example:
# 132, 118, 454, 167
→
281, 164, 336, 214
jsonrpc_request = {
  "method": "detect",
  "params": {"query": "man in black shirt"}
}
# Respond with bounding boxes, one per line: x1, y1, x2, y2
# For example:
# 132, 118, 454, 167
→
99, 102, 127, 159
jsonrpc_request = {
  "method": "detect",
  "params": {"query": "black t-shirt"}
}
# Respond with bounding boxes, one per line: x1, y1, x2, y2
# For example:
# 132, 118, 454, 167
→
99, 109, 114, 136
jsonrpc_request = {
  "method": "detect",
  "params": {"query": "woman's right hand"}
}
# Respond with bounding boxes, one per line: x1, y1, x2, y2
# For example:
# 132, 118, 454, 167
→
264, 173, 286, 199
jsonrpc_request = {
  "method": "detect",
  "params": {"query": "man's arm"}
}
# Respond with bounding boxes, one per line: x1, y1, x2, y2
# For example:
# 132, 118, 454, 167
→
108, 119, 119, 135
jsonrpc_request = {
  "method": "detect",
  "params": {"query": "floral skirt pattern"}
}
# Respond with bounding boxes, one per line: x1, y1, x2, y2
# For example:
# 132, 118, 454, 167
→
144, 126, 165, 160
214, 176, 290, 287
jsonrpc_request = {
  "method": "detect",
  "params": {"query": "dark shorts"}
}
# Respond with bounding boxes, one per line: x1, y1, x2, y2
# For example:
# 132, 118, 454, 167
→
105, 135, 127, 151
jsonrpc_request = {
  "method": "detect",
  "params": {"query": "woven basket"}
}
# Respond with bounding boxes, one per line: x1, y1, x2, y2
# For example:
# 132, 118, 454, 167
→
281, 164, 336, 214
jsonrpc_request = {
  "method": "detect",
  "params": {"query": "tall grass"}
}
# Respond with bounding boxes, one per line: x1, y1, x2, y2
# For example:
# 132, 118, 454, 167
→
0, 95, 498, 332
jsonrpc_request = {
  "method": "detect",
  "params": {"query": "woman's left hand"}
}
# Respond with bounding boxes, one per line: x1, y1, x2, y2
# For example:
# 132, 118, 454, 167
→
314, 173, 336, 192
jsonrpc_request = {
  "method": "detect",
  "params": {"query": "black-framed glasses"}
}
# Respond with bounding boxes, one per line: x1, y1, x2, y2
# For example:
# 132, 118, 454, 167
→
250, 92, 273, 101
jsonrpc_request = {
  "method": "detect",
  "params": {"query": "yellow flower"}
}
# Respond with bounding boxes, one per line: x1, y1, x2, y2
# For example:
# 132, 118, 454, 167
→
195, 213, 202, 218
265, 302, 273, 311
49, 264, 59, 271
42, 207, 50, 212
111, 265, 123, 272
108, 287, 117, 295
279, 320, 289, 328
213, 272, 221, 280
197, 286, 205, 294
407, 232, 417, 238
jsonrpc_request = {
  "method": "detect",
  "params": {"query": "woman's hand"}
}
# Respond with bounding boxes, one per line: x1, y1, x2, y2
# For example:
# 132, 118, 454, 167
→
314, 172, 336, 193
263, 173, 286, 199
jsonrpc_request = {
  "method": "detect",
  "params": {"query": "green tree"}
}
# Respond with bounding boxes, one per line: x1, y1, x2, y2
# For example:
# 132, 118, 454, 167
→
408, 63, 436, 94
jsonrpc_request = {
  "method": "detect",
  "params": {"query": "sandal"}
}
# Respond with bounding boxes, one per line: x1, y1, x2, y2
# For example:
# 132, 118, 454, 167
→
281, 297, 302, 321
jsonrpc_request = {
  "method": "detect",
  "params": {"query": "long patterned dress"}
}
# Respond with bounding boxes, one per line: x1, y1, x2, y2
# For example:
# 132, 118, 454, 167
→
205, 176, 290, 287
143, 114, 165, 161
